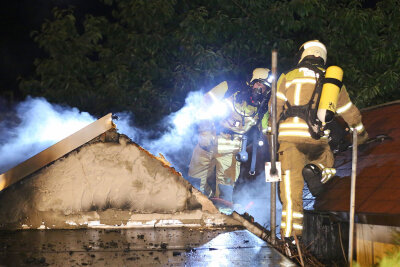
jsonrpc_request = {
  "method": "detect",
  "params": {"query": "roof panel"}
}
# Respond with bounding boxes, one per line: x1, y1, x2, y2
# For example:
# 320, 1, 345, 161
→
314, 102, 400, 215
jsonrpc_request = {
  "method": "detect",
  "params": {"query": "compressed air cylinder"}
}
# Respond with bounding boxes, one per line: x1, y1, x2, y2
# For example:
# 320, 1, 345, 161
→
317, 66, 343, 123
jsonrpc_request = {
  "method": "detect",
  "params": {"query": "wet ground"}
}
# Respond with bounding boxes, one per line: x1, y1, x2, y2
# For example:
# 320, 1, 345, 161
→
0, 227, 296, 266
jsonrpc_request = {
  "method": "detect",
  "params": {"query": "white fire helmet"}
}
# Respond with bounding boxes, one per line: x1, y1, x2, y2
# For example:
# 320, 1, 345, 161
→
298, 40, 327, 65
250, 68, 273, 87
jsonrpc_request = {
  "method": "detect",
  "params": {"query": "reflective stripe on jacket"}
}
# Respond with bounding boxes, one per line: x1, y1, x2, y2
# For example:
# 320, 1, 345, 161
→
201, 82, 269, 153
276, 67, 366, 141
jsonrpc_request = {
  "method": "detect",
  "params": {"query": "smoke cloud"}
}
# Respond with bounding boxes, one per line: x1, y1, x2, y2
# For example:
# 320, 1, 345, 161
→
0, 93, 282, 231
0, 91, 208, 176
114, 90, 207, 176
0, 97, 95, 173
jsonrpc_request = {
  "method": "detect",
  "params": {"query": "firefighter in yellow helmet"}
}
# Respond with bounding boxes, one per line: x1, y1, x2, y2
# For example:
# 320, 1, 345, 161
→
188, 68, 272, 203
275, 40, 368, 238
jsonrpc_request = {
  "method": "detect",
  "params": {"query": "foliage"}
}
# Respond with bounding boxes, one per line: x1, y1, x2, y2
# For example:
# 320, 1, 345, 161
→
353, 231, 400, 267
19, 0, 400, 125
377, 251, 400, 267
375, 231, 400, 267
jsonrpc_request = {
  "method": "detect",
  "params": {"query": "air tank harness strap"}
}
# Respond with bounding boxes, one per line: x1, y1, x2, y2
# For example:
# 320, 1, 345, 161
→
279, 101, 324, 140
278, 63, 327, 140
324, 78, 343, 89
280, 102, 309, 122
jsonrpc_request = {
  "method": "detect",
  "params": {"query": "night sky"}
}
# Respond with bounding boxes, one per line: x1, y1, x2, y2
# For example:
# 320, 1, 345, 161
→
0, 0, 107, 102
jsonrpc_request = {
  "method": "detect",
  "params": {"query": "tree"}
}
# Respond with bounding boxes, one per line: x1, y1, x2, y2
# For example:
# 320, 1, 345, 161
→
20, 0, 400, 126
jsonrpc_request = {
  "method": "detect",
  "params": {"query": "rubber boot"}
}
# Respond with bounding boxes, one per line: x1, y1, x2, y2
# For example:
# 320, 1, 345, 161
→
302, 164, 325, 197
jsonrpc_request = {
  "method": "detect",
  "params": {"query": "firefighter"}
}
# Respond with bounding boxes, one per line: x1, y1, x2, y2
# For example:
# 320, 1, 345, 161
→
188, 68, 273, 202
276, 40, 368, 239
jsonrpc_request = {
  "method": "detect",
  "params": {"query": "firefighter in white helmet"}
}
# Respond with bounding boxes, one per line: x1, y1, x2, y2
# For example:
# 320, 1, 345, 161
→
275, 40, 368, 238
188, 68, 273, 204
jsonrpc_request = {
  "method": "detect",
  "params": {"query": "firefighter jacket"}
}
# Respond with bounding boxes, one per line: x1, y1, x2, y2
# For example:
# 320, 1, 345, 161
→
199, 81, 269, 154
188, 81, 269, 195
276, 66, 368, 143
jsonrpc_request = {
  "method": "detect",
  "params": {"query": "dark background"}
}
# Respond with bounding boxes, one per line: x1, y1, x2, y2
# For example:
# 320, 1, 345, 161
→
0, 0, 107, 102
1, 0, 398, 126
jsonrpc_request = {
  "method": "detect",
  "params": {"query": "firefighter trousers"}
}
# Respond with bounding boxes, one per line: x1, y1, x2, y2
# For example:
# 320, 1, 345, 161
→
188, 144, 240, 200
278, 140, 334, 238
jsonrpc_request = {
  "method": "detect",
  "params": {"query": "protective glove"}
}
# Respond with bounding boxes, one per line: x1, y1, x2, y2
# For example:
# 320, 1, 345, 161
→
321, 167, 336, 184
357, 131, 369, 145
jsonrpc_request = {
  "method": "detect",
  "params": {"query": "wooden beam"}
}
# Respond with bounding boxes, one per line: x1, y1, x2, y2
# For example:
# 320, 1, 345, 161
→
0, 113, 114, 191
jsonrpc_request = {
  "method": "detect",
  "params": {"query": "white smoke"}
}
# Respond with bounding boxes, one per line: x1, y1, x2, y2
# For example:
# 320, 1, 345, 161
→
116, 91, 204, 151
0, 93, 282, 232
146, 91, 205, 153
0, 97, 95, 173
114, 90, 216, 175
0, 91, 208, 175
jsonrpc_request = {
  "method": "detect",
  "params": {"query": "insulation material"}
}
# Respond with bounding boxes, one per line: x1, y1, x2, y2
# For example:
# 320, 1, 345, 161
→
0, 131, 237, 230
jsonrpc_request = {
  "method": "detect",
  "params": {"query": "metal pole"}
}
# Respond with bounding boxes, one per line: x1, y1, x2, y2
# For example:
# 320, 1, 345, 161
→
270, 50, 278, 245
348, 129, 358, 267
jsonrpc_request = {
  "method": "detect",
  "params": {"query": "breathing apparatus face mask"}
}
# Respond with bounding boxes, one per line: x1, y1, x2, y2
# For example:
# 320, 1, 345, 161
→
251, 86, 263, 103
249, 80, 271, 106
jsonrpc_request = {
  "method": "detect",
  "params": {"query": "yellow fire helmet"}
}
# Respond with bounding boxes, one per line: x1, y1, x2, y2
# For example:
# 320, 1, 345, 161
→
298, 40, 327, 65
249, 68, 273, 87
